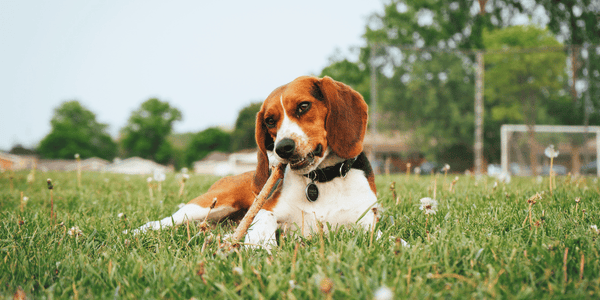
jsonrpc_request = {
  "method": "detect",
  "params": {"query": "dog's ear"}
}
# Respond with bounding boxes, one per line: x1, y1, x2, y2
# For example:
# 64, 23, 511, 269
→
316, 76, 368, 159
252, 104, 274, 193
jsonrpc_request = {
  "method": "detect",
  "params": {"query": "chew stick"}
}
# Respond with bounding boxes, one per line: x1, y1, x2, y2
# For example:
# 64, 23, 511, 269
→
227, 163, 286, 248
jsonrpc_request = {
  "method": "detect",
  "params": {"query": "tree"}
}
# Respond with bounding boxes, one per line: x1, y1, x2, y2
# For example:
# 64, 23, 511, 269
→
185, 127, 231, 166
9, 144, 37, 156
539, 0, 600, 127
120, 98, 182, 165
37, 101, 117, 160
230, 102, 261, 152
483, 26, 568, 170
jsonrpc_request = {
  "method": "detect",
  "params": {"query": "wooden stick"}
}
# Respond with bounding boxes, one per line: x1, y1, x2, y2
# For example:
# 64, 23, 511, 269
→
226, 163, 286, 248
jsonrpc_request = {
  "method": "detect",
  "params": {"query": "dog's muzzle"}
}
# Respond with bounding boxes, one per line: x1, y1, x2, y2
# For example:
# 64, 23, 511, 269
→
275, 139, 323, 170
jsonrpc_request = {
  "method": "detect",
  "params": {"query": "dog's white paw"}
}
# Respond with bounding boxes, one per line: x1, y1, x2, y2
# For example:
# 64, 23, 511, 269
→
123, 221, 161, 235
244, 209, 278, 251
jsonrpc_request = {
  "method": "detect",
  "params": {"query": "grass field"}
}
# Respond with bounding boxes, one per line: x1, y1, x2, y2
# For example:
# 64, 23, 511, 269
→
1, 170, 600, 299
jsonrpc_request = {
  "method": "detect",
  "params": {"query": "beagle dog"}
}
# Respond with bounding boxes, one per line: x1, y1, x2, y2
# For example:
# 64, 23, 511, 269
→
130, 76, 379, 248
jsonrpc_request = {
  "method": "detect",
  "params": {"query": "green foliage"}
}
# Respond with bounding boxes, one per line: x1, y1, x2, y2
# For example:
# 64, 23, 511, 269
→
320, 59, 371, 101
120, 98, 182, 165
37, 101, 117, 160
230, 102, 261, 152
2, 171, 600, 298
185, 127, 231, 166
483, 26, 569, 159
168, 132, 196, 170
9, 144, 37, 156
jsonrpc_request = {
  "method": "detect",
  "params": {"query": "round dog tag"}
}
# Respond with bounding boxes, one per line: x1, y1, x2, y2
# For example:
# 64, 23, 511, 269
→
305, 182, 319, 202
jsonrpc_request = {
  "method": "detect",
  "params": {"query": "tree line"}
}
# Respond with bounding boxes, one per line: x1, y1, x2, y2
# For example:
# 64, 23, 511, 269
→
27, 99, 261, 169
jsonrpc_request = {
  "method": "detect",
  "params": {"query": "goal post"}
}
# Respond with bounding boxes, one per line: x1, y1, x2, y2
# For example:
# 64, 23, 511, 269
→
501, 124, 600, 177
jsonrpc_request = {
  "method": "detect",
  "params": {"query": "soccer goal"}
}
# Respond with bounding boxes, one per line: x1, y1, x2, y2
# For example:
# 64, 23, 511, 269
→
500, 124, 600, 177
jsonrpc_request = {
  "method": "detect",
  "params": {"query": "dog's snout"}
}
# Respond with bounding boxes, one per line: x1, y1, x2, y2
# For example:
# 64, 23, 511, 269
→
275, 138, 295, 159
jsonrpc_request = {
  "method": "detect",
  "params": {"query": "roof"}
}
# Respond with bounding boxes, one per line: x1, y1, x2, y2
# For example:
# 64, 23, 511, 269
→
200, 151, 229, 162
103, 157, 172, 175
38, 159, 75, 171
64, 157, 111, 171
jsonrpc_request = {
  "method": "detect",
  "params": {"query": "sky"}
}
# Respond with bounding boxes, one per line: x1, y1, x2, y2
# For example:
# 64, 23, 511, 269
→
0, 0, 383, 151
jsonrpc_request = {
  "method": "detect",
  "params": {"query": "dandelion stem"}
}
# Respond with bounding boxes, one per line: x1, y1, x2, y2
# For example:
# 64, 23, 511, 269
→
77, 160, 81, 188
580, 253, 585, 281
522, 203, 532, 227
563, 247, 569, 285
549, 157, 554, 195
433, 177, 437, 199
178, 181, 186, 198
19, 191, 24, 213
390, 182, 398, 205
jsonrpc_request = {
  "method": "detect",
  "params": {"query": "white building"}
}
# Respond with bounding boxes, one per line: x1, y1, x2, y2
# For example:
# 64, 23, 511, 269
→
104, 157, 172, 175
194, 150, 258, 176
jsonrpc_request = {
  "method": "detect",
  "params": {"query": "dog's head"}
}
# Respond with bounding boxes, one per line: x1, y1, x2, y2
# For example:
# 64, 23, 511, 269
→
252, 76, 368, 192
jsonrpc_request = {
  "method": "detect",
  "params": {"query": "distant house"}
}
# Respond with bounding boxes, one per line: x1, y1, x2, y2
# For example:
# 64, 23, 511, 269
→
38, 159, 75, 172
194, 149, 258, 176
104, 157, 172, 175
65, 157, 110, 172
0, 152, 38, 171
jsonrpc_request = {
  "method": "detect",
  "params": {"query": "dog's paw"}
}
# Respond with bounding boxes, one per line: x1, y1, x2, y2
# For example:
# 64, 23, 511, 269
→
122, 221, 160, 235
244, 209, 278, 251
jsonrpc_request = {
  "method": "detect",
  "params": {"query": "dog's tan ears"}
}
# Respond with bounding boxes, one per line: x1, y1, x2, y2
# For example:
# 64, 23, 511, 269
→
316, 76, 368, 159
252, 104, 274, 193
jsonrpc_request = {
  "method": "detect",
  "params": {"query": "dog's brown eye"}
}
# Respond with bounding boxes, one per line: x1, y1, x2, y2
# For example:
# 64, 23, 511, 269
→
296, 102, 311, 116
265, 117, 276, 128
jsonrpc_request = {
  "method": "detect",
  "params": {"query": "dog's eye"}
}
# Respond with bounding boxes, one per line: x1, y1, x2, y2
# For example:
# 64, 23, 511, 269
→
265, 117, 276, 128
296, 102, 311, 116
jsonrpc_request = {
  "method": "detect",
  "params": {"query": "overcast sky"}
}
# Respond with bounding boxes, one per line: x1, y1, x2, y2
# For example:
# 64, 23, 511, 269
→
0, 0, 383, 151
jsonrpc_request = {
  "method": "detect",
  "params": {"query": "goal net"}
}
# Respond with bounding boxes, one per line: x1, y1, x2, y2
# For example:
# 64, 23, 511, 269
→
501, 125, 600, 176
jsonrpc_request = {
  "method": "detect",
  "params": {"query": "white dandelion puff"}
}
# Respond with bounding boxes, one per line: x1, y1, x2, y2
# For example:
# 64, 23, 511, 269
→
374, 285, 393, 300
544, 145, 559, 158
419, 197, 438, 215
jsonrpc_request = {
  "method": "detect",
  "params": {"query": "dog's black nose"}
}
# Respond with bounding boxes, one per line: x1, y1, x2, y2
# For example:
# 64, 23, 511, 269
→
275, 138, 295, 159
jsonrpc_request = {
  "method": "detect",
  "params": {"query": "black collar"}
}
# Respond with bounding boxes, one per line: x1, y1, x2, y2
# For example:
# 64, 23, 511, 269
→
303, 157, 357, 183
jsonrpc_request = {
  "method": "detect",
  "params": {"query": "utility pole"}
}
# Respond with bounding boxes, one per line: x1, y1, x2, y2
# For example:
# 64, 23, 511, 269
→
369, 43, 379, 174
474, 51, 484, 175
370, 43, 378, 135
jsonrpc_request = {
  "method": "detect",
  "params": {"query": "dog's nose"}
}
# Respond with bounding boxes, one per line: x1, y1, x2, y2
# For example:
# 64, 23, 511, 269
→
275, 138, 295, 159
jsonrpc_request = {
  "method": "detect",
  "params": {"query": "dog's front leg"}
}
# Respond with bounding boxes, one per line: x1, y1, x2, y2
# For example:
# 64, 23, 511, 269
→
244, 209, 278, 250
127, 204, 233, 235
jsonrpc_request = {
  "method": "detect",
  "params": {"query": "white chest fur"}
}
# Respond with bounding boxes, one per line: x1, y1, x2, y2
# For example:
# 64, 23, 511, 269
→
271, 166, 378, 235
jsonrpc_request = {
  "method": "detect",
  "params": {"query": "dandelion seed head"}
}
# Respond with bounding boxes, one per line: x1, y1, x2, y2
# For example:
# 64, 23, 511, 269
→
289, 280, 297, 289
544, 145, 559, 158
419, 197, 438, 214
117, 213, 125, 218
147, 177, 153, 183
22, 196, 28, 202
374, 285, 393, 300
68, 226, 82, 237
74, 153, 80, 159
232, 266, 244, 275
319, 277, 334, 294
153, 169, 166, 182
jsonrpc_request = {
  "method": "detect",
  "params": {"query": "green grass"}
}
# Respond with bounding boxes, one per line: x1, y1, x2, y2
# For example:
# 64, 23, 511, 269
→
1, 171, 600, 299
